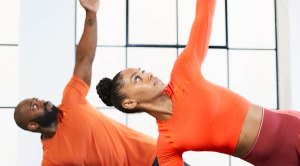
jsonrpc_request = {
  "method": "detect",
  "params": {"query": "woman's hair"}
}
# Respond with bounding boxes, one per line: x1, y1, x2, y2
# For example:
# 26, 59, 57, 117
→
96, 72, 139, 113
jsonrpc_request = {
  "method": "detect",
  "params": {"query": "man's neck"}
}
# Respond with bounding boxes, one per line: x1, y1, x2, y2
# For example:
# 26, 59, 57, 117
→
41, 121, 58, 140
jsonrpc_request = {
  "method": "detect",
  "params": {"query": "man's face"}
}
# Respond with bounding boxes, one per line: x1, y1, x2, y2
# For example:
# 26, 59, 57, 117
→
15, 98, 59, 130
31, 99, 59, 127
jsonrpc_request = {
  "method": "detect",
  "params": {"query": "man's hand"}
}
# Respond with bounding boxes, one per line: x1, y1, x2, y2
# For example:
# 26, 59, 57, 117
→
79, 0, 99, 13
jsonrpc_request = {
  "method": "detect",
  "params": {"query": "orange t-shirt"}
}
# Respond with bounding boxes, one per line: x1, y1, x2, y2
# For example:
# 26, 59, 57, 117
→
42, 76, 156, 166
156, 0, 250, 165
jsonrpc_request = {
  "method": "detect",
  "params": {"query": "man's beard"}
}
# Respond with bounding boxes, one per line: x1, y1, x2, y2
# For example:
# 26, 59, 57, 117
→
32, 102, 59, 128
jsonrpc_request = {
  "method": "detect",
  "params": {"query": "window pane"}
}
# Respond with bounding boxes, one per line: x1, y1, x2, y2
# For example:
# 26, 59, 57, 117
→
129, 0, 177, 44
0, 0, 19, 44
0, 109, 19, 166
202, 49, 228, 87
178, 48, 228, 87
127, 47, 177, 83
229, 50, 277, 108
77, 0, 126, 45
87, 47, 126, 107
210, 0, 226, 46
177, 0, 194, 45
127, 113, 158, 138
178, 0, 226, 46
228, 0, 276, 49
0, 47, 19, 106
97, 108, 127, 126
183, 152, 230, 166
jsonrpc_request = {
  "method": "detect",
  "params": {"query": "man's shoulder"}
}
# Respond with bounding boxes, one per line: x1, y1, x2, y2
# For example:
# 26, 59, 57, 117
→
62, 75, 89, 100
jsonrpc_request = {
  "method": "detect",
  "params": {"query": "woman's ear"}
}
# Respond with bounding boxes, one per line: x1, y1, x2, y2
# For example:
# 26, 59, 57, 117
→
122, 99, 137, 110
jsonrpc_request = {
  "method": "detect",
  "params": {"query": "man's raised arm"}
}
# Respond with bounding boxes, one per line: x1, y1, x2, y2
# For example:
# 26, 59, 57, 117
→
73, 0, 99, 86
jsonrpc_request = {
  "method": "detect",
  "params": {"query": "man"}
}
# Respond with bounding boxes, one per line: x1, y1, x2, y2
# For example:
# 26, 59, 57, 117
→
14, 0, 158, 165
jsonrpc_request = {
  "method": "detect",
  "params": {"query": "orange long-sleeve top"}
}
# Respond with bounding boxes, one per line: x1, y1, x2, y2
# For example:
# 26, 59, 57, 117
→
42, 76, 156, 166
156, 0, 250, 165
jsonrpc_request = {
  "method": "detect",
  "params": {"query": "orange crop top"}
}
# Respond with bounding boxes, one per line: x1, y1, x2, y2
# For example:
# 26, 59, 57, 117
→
156, 0, 250, 165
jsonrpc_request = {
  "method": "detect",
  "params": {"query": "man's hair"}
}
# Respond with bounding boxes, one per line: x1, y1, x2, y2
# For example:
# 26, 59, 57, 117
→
14, 104, 27, 130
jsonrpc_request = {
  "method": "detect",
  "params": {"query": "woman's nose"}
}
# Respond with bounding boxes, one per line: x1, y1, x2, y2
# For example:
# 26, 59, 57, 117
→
147, 72, 153, 80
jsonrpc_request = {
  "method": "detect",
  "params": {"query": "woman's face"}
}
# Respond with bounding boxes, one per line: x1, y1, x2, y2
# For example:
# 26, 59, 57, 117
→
120, 68, 166, 107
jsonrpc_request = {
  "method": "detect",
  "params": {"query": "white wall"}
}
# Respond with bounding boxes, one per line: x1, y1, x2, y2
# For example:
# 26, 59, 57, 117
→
18, 0, 75, 165
277, 0, 300, 110
0, 0, 19, 165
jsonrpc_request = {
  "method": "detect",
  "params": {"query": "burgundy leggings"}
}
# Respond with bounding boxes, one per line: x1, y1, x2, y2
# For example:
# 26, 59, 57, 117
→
242, 108, 300, 166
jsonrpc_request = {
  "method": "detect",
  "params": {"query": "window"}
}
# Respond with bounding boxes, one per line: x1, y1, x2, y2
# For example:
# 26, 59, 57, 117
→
76, 0, 277, 165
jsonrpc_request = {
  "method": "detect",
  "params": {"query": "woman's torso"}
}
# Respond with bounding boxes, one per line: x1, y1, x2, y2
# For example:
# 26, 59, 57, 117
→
158, 72, 251, 155
233, 104, 263, 157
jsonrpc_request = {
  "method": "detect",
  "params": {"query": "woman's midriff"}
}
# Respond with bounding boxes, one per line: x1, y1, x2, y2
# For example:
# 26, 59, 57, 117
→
233, 103, 263, 157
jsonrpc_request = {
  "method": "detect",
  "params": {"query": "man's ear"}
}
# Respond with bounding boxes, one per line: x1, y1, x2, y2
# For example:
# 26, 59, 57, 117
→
27, 121, 39, 131
122, 99, 137, 110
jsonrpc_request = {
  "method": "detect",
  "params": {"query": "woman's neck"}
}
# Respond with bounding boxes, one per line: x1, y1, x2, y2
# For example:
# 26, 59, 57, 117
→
140, 92, 173, 121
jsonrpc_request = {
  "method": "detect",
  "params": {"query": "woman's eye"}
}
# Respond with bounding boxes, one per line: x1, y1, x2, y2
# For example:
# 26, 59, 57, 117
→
142, 70, 145, 73
135, 76, 141, 83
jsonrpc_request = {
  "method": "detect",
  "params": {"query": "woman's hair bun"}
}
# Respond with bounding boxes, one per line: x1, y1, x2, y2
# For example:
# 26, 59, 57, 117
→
96, 77, 114, 106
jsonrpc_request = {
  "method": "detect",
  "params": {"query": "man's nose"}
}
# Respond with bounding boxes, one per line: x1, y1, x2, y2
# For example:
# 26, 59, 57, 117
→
38, 99, 46, 106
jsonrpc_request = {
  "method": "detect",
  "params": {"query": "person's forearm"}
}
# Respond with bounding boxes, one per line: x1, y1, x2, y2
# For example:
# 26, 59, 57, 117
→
76, 10, 97, 64
184, 0, 216, 66
73, 0, 99, 86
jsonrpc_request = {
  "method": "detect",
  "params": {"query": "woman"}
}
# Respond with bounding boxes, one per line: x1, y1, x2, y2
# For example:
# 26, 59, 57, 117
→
96, 0, 300, 165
